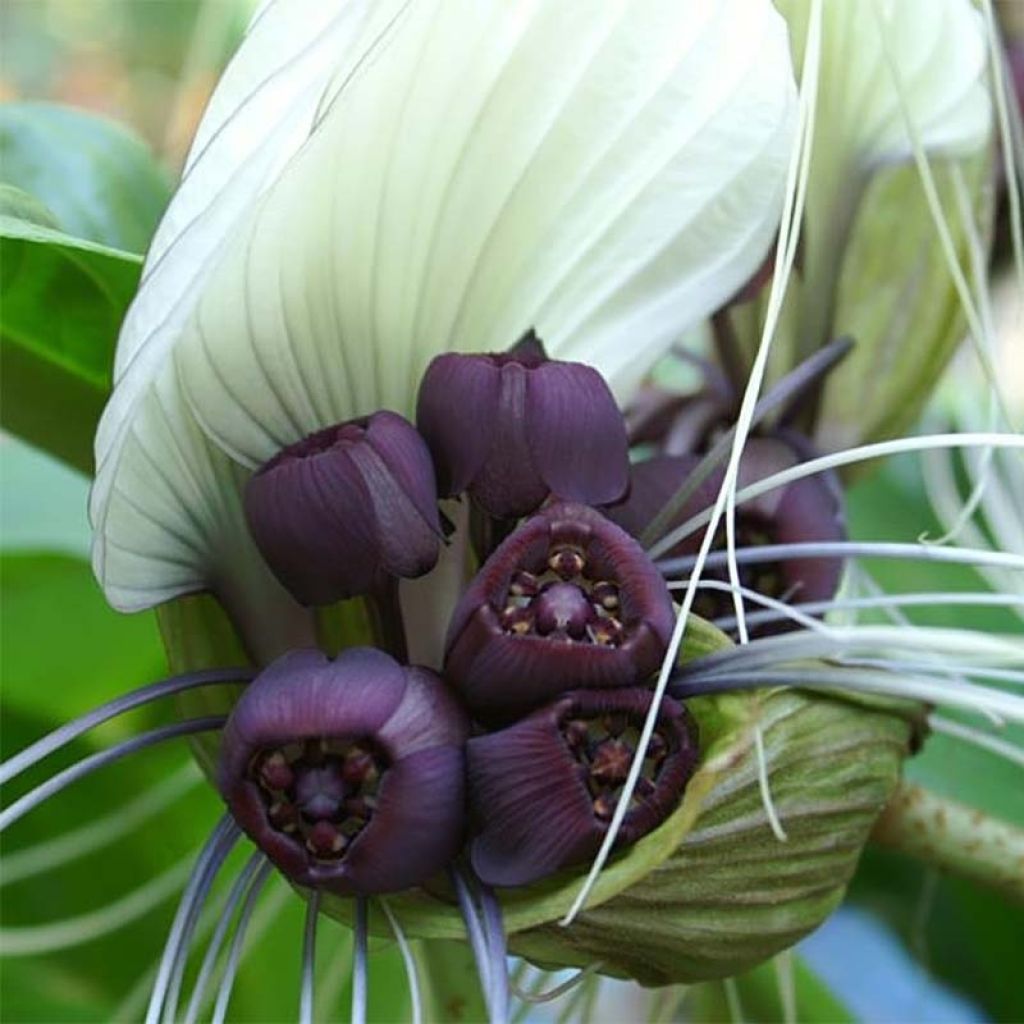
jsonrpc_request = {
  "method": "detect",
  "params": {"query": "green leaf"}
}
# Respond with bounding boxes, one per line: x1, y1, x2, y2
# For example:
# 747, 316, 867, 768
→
0, 216, 140, 473
0, 102, 170, 253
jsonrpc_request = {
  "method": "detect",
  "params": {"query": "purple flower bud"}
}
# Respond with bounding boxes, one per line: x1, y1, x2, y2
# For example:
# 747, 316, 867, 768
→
467, 688, 698, 887
445, 502, 675, 723
218, 646, 468, 894
607, 433, 846, 629
244, 411, 442, 605
416, 332, 630, 519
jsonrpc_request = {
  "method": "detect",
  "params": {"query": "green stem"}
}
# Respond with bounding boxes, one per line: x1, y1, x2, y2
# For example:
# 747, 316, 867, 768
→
870, 783, 1024, 904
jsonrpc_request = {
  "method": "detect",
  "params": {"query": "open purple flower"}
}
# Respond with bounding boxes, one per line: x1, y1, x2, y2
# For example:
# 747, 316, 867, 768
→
244, 411, 442, 606
467, 688, 699, 887
445, 502, 675, 723
218, 646, 467, 895
416, 332, 630, 520
608, 434, 845, 628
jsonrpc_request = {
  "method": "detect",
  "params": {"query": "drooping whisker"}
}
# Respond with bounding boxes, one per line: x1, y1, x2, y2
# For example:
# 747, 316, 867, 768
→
0, 717, 228, 833
352, 895, 369, 1024
450, 866, 498, 1023
508, 964, 600, 1006
380, 898, 422, 1024
477, 879, 510, 1024
836, 657, 1024, 688
709, 588, 1024, 632
146, 815, 239, 1024
299, 889, 321, 1024
649, 433, 1024, 560
183, 851, 266, 1024
212, 861, 274, 1024
0, 667, 251, 787
660, 540, 1024, 579
669, 667, 1024, 725
929, 715, 1024, 769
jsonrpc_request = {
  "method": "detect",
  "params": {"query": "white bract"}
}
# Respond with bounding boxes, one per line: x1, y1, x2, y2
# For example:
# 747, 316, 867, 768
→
91, 0, 798, 645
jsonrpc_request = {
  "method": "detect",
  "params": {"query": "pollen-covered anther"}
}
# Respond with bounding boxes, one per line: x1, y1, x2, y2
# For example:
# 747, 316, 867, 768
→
248, 738, 386, 863
446, 503, 675, 723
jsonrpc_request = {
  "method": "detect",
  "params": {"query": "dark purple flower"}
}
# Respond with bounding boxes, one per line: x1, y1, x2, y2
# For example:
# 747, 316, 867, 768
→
416, 331, 630, 519
244, 411, 442, 606
445, 502, 675, 724
467, 688, 698, 887
218, 646, 467, 895
607, 433, 845, 628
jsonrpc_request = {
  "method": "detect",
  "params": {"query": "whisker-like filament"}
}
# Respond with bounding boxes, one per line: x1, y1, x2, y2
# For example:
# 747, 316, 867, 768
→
659, 540, 1024, 577
352, 895, 369, 1024
299, 889, 321, 1024
753, 723, 787, 842
478, 880, 509, 1024
146, 815, 239, 1024
0, 717, 228, 833
450, 866, 493, 1013
649, 433, 1024, 559
0, 667, 250, 786
670, 667, 1024, 725
380, 898, 422, 1024
509, 964, 600, 1006
183, 851, 266, 1024
928, 714, 1024, 769
211, 861, 274, 1024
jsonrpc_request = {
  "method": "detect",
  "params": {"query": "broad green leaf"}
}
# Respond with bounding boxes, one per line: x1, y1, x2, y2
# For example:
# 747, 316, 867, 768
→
0, 216, 139, 473
0, 102, 170, 253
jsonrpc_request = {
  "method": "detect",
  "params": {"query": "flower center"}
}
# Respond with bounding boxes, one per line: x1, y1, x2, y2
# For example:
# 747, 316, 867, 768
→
499, 546, 623, 646
561, 711, 671, 823
249, 738, 387, 861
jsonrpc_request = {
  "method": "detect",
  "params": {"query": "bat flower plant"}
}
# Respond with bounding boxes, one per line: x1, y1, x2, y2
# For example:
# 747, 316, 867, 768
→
3, 1, 1024, 1022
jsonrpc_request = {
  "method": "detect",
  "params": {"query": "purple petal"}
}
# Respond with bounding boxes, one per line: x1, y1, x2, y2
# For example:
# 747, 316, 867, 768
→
245, 439, 379, 604
377, 666, 469, 757
526, 362, 629, 506
363, 411, 442, 536
467, 709, 597, 887
416, 354, 501, 496
470, 362, 549, 518
337, 745, 466, 894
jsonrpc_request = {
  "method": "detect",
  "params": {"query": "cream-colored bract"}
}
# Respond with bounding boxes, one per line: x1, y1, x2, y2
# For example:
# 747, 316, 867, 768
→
91, 0, 798, 627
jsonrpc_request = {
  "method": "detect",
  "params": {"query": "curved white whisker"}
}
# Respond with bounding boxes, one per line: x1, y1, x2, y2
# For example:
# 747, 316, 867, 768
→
928, 714, 1024, 768
146, 815, 239, 1024
183, 851, 266, 1024
211, 861, 275, 1024
870, 0, 1016, 430
450, 866, 494, 1016
352, 895, 369, 1024
671, 667, 1024, 725
0, 761, 199, 887
837, 658, 1024, 688
723, 976, 744, 1024
708, 589, 1023, 632
563, 0, 826, 926
478, 881, 510, 1024
0, 717, 228, 833
380, 898, 422, 1024
660, 540, 1024, 577
0, 854, 193, 956
299, 889, 321, 1024
753, 721, 787, 841
0, 668, 250, 787
509, 964, 601, 1006
649, 433, 1024, 559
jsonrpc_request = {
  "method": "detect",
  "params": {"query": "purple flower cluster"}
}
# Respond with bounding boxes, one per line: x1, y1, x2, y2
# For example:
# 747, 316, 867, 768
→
224, 331, 841, 897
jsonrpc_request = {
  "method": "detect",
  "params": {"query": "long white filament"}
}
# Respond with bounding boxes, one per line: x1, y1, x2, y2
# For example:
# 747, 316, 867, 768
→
146, 815, 238, 1024
561, 0, 826, 927
299, 889, 321, 1024
649, 433, 1024, 557
352, 895, 369, 1024
380, 898, 423, 1024
928, 715, 1024, 769
183, 852, 266, 1024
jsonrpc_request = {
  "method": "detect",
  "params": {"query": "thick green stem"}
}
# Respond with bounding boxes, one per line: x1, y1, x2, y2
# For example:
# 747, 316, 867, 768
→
870, 783, 1024, 904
